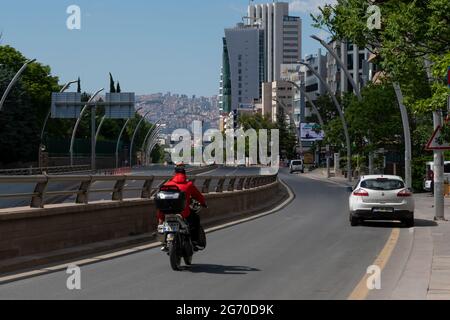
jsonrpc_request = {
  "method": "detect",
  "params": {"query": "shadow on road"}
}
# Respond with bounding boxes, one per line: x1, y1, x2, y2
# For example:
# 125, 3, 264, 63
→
185, 264, 261, 275
360, 219, 438, 228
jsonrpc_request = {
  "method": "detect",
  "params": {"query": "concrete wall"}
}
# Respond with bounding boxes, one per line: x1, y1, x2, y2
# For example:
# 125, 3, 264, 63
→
0, 180, 287, 262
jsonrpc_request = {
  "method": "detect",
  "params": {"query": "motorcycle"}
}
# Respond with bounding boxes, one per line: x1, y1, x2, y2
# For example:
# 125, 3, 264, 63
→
155, 186, 206, 271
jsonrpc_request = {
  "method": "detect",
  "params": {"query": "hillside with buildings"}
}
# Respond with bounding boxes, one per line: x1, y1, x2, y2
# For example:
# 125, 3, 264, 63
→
136, 93, 220, 133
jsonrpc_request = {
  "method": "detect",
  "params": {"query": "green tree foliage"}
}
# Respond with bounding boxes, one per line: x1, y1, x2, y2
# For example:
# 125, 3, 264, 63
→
312, 0, 450, 113
109, 73, 116, 93
0, 67, 40, 165
276, 107, 298, 160
0, 45, 60, 165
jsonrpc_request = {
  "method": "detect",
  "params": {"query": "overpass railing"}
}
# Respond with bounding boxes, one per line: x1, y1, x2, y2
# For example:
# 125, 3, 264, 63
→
0, 174, 278, 209
0, 165, 92, 176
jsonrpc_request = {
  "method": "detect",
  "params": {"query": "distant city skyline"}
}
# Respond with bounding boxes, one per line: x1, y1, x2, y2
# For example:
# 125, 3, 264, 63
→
0, 1, 334, 97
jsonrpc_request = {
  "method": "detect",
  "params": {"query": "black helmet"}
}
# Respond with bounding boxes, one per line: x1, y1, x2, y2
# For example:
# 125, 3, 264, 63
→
175, 163, 186, 174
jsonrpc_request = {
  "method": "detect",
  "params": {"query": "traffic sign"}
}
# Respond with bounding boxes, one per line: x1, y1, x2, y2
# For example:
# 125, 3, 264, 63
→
104, 93, 135, 119
426, 123, 450, 150
51, 92, 82, 119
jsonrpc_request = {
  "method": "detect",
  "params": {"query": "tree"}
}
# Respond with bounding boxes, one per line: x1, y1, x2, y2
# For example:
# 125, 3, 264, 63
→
116, 82, 121, 93
276, 107, 297, 160
77, 77, 81, 93
0, 45, 60, 165
312, 0, 450, 113
109, 73, 116, 93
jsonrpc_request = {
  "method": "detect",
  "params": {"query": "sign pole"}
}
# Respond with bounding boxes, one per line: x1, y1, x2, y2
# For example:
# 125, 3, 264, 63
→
91, 103, 96, 172
433, 110, 445, 221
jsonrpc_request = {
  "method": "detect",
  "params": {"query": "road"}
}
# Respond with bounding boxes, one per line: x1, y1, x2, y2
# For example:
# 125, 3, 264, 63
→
0, 169, 393, 300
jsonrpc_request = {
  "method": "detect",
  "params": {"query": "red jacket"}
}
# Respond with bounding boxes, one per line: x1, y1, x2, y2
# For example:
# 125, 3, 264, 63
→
157, 173, 206, 220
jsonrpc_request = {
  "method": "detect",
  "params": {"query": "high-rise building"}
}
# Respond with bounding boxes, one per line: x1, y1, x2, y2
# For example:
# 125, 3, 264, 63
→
248, 2, 302, 82
219, 23, 265, 114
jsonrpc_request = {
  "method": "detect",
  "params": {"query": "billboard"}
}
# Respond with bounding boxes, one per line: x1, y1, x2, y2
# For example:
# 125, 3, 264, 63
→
105, 93, 135, 119
300, 123, 325, 141
51, 92, 82, 119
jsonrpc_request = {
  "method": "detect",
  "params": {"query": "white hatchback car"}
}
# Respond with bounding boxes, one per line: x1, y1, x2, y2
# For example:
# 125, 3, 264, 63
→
349, 175, 415, 227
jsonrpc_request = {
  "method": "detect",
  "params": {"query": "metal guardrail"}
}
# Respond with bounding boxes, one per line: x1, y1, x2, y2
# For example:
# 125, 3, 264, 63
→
0, 174, 278, 209
0, 165, 92, 176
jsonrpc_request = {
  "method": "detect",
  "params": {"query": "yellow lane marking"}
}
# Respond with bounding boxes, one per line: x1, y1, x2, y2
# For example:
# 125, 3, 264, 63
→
348, 228, 400, 300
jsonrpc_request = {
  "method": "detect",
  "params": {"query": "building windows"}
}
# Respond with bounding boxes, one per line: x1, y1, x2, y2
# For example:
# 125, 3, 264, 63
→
306, 84, 319, 92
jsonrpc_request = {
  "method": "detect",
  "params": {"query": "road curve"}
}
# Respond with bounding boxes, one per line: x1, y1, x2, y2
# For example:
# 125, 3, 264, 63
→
0, 169, 393, 300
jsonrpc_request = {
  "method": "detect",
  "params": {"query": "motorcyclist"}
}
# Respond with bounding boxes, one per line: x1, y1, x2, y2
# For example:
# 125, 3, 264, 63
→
157, 164, 207, 251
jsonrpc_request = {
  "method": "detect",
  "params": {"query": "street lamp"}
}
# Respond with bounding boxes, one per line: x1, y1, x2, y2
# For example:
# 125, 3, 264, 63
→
38, 80, 79, 167
141, 119, 163, 165
310, 36, 362, 100
311, 36, 379, 176
129, 110, 152, 167
298, 61, 353, 182
144, 124, 164, 165
287, 80, 331, 177
115, 107, 143, 168
69, 88, 105, 167
0, 59, 36, 112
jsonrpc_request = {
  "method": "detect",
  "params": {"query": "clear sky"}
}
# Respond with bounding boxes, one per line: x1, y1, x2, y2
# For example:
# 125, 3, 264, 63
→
0, 0, 334, 97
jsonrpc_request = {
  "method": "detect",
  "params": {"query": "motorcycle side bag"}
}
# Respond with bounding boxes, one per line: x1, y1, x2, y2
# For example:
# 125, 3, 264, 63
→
155, 185, 186, 214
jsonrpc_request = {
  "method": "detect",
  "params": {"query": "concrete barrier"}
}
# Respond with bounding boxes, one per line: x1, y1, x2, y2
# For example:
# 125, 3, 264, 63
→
0, 179, 287, 269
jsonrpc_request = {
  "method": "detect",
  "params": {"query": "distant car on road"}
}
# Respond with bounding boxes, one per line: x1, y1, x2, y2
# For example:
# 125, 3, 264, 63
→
289, 160, 304, 174
349, 175, 415, 227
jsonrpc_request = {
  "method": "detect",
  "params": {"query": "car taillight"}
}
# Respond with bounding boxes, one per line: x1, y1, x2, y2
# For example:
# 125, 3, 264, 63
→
397, 189, 412, 197
353, 188, 369, 197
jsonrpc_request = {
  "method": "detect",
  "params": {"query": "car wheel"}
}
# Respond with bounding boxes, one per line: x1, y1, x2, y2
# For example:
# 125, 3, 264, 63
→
405, 217, 415, 228
350, 215, 359, 227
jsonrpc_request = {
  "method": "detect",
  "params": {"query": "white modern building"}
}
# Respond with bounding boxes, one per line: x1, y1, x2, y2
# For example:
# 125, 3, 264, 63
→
326, 40, 375, 95
247, 2, 302, 82
304, 49, 327, 100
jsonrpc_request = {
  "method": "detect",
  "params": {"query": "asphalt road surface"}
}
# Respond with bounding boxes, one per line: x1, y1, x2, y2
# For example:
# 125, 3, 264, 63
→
0, 169, 393, 300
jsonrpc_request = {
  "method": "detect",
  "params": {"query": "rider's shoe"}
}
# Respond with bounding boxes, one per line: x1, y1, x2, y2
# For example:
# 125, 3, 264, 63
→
161, 246, 169, 252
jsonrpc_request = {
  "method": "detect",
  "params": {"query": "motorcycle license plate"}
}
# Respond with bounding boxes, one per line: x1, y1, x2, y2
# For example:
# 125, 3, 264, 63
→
164, 223, 179, 232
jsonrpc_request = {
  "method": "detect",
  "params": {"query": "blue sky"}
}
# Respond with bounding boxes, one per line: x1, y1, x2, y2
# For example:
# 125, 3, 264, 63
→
0, 0, 334, 96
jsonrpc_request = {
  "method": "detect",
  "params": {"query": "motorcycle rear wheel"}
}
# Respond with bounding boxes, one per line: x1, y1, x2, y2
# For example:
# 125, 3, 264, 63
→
183, 255, 192, 266
169, 241, 182, 271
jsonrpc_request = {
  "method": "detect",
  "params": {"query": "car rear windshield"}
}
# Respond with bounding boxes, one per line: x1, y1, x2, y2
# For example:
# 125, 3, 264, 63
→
292, 161, 302, 166
360, 179, 405, 191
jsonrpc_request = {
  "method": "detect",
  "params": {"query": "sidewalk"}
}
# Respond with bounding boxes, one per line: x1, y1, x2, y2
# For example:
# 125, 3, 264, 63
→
304, 168, 352, 186
394, 193, 450, 300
